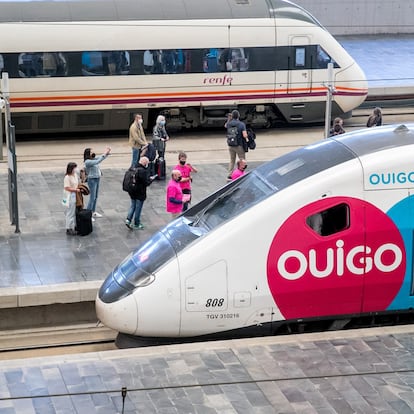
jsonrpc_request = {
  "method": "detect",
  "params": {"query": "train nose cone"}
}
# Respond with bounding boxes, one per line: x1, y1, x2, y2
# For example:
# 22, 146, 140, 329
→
95, 294, 138, 335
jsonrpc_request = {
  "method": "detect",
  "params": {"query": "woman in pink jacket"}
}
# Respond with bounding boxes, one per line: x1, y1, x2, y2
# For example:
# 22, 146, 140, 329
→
174, 151, 198, 211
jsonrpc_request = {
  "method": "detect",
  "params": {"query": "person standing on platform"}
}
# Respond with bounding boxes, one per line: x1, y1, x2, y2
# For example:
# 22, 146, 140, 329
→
329, 117, 346, 136
152, 114, 169, 159
166, 170, 183, 219
125, 156, 155, 230
174, 151, 197, 211
225, 110, 248, 180
367, 107, 382, 127
63, 162, 80, 236
129, 113, 148, 168
230, 159, 247, 180
84, 146, 111, 220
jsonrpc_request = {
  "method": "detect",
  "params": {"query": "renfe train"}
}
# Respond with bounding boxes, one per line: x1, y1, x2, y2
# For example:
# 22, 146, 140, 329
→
96, 124, 414, 347
0, 0, 367, 134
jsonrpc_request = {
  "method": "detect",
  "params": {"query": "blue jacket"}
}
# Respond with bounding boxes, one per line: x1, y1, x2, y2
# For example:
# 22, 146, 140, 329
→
84, 154, 108, 179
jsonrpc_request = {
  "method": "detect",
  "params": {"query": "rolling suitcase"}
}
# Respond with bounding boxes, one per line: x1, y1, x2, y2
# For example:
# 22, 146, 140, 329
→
76, 209, 93, 236
155, 156, 166, 180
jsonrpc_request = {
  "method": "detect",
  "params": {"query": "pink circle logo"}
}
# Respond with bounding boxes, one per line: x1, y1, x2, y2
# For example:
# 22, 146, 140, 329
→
267, 197, 406, 319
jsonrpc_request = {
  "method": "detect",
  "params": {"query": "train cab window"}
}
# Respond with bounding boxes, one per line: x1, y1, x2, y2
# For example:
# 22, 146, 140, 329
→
18, 52, 67, 77
306, 203, 350, 236
315, 46, 338, 69
82, 51, 130, 76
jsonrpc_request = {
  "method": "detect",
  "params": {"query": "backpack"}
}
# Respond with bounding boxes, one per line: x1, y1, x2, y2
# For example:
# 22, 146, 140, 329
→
146, 143, 156, 162
122, 168, 138, 193
226, 125, 239, 146
247, 127, 256, 150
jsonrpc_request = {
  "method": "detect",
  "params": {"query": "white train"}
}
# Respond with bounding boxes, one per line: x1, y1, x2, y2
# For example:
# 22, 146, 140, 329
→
96, 124, 414, 347
0, 0, 367, 134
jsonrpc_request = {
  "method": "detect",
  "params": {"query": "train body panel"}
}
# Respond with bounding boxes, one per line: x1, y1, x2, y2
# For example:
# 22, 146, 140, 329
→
176, 221, 278, 336
0, 0, 367, 133
97, 125, 414, 341
131, 259, 182, 337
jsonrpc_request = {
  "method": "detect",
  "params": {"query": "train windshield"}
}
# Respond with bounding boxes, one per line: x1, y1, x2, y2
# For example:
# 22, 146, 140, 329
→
186, 138, 355, 231
188, 173, 274, 230
98, 222, 203, 303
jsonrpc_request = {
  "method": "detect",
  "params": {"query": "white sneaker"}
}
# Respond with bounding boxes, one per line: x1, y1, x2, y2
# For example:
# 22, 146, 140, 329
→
92, 212, 103, 218
92, 217, 96, 222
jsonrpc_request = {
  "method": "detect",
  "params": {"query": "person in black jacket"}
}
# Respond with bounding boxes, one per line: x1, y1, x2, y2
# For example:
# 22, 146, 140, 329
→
125, 156, 156, 230
329, 117, 346, 136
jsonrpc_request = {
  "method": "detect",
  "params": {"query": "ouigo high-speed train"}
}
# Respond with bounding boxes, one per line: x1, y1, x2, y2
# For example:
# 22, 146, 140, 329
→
0, 0, 367, 134
97, 124, 414, 348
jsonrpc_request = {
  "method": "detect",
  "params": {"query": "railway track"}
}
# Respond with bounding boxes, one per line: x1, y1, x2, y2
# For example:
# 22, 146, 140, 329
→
0, 323, 117, 360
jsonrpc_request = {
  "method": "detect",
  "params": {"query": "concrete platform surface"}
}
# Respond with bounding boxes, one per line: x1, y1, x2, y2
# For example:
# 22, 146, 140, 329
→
0, 325, 413, 413
0, 127, 325, 309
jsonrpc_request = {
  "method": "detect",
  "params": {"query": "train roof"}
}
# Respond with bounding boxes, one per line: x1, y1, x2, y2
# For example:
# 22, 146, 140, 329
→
0, 0, 320, 24
257, 124, 414, 192
333, 124, 414, 158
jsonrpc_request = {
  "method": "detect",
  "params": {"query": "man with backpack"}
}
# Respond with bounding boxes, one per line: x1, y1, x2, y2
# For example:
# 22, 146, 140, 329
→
225, 110, 248, 180
122, 156, 156, 230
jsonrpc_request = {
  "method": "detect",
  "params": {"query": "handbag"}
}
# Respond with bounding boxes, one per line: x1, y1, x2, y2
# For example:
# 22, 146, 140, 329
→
62, 190, 70, 208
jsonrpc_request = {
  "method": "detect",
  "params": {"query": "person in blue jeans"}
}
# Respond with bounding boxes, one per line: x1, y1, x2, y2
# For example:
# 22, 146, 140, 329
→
83, 146, 111, 220
125, 156, 156, 230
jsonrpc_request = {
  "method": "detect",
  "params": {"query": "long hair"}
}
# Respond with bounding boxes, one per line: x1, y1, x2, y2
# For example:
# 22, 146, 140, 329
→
83, 148, 92, 161
66, 162, 77, 175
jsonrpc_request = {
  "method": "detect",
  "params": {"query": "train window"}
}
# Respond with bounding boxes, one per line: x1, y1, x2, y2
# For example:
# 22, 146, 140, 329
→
18, 52, 67, 77
246, 47, 275, 71
142, 49, 187, 74
203, 48, 249, 72
5, 44, 337, 78
0, 54, 3, 74
295, 47, 305, 67
315, 46, 338, 69
306, 203, 350, 236
82, 51, 130, 76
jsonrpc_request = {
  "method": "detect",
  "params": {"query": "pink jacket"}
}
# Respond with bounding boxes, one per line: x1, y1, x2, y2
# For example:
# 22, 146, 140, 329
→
174, 163, 194, 191
166, 179, 183, 213
231, 168, 245, 180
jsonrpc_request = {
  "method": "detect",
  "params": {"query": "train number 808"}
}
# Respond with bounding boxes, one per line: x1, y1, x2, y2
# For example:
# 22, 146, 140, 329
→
205, 298, 225, 307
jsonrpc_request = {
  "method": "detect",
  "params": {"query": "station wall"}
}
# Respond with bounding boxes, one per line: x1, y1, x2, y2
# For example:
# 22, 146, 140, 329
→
293, 0, 414, 35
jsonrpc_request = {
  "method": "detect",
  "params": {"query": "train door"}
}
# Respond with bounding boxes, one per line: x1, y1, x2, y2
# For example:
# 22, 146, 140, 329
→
287, 35, 311, 94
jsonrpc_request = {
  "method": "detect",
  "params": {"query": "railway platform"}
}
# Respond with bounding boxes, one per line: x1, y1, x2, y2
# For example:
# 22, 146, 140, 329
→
0, 128, 326, 321
0, 325, 413, 412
